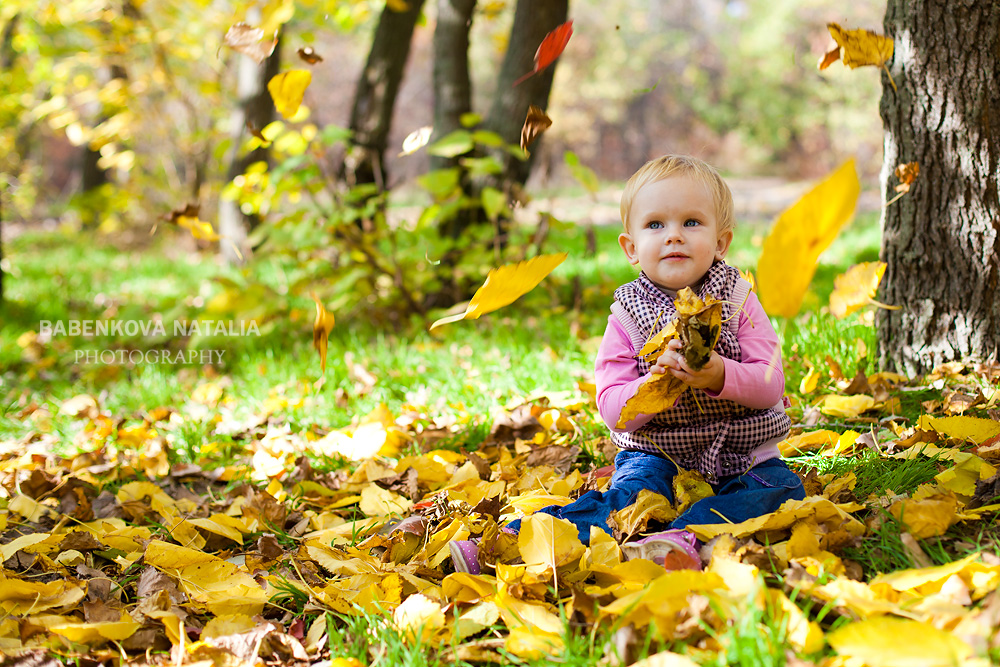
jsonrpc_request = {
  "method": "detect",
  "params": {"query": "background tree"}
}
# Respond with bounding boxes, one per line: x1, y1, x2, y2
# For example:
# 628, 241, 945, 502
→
876, 1, 1000, 375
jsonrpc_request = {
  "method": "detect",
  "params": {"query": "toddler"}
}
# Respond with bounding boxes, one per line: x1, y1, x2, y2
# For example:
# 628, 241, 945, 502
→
451, 154, 805, 573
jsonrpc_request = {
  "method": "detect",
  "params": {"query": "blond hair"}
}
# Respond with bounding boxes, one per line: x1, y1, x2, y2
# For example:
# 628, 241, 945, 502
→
620, 155, 735, 237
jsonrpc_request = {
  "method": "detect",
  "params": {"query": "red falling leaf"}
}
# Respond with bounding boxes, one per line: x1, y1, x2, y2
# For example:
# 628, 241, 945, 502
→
513, 21, 573, 87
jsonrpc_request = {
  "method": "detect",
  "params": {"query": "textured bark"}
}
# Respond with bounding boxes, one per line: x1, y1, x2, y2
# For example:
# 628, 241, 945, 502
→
343, 0, 427, 189
483, 0, 568, 189
877, 0, 1000, 375
430, 0, 475, 173
218, 20, 281, 263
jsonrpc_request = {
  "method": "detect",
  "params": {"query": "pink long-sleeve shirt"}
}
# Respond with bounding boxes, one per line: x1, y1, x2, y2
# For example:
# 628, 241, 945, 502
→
595, 289, 786, 465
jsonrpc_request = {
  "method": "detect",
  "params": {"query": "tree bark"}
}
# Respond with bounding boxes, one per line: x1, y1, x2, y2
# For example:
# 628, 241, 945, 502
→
430, 0, 475, 173
877, 0, 1000, 375
343, 0, 427, 190
218, 12, 281, 263
0, 13, 16, 303
483, 0, 568, 191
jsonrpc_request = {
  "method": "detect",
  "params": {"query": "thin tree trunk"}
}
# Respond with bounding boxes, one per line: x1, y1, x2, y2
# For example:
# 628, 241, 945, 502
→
218, 8, 281, 263
877, 0, 1000, 375
0, 13, 16, 303
483, 0, 568, 190
342, 0, 427, 190
431, 0, 475, 173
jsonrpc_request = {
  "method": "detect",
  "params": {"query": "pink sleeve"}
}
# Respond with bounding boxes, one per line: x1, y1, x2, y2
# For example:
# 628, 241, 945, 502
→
594, 315, 656, 432
704, 291, 786, 409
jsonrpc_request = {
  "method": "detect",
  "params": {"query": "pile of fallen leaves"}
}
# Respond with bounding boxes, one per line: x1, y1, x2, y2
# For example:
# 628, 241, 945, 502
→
2, 360, 1000, 666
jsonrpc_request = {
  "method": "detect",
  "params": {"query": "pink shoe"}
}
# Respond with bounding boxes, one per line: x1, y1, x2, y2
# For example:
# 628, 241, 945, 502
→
621, 529, 702, 570
449, 540, 481, 575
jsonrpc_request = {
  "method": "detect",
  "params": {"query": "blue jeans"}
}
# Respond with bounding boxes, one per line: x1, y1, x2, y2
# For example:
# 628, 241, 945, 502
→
507, 450, 805, 544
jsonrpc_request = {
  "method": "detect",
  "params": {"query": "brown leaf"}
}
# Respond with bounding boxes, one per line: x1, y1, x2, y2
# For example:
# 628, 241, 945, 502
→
488, 404, 543, 443
297, 46, 323, 64
894, 161, 920, 193
525, 445, 580, 474
465, 451, 492, 480
246, 120, 267, 141
257, 534, 284, 562
818, 45, 841, 70
311, 292, 335, 374
844, 369, 873, 395
137, 566, 186, 604
83, 598, 123, 623
224, 22, 278, 65
520, 104, 552, 156
58, 531, 106, 552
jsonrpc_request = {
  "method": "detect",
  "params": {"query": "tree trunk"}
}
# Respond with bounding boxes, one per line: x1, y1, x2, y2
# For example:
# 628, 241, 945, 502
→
218, 10, 281, 263
343, 0, 427, 190
483, 0, 568, 191
877, 0, 1000, 375
430, 0, 475, 173
0, 13, 16, 303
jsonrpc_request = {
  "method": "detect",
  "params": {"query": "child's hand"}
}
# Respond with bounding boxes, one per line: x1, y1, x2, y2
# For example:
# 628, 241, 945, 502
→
651, 338, 725, 393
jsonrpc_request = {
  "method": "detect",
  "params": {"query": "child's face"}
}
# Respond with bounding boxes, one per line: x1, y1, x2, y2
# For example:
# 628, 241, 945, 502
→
618, 175, 733, 291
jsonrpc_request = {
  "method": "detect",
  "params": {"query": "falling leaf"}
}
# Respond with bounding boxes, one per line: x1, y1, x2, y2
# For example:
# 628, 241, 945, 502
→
520, 105, 552, 155
429, 253, 567, 330
399, 126, 433, 156
829, 261, 895, 318
223, 23, 278, 65
756, 160, 860, 317
267, 70, 312, 119
894, 162, 920, 193
828, 617, 972, 667
297, 46, 323, 64
817, 46, 841, 70
311, 292, 335, 373
799, 367, 821, 394
826, 23, 894, 69
163, 204, 219, 242
513, 21, 574, 87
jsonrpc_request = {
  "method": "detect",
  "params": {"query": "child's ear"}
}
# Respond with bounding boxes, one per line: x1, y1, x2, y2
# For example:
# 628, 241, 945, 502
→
715, 230, 733, 261
619, 232, 640, 265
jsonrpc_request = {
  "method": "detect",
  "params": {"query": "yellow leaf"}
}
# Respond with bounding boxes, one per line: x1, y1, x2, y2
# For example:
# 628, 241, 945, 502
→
392, 593, 445, 643
399, 125, 432, 156
767, 589, 824, 654
610, 489, 677, 540
673, 470, 714, 514
686, 496, 865, 542
630, 651, 701, 667
49, 616, 141, 644
8, 494, 56, 522
518, 513, 586, 570
827, 23, 894, 69
828, 617, 971, 667
830, 261, 896, 318
504, 626, 564, 660
359, 484, 413, 517
636, 320, 678, 363
616, 370, 687, 428
0, 577, 86, 615
267, 70, 312, 119
819, 394, 874, 419
799, 367, 821, 394
888, 493, 959, 539
917, 415, 1000, 445
176, 215, 220, 241
756, 161, 860, 317
311, 292, 335, 373
778, 429, 840, 456
259, 0, 295, 36
429, 253, 567, 330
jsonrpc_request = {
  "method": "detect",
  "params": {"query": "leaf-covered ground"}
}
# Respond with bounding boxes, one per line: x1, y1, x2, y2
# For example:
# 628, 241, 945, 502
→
2, 357, 1000, 666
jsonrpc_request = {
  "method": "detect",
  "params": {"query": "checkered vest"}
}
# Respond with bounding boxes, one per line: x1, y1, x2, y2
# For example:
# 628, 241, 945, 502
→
609, 261, 790, 480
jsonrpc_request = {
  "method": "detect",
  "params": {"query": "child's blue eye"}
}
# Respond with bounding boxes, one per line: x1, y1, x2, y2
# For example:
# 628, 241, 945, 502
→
684, 219, 700, 227
648, 221, 663, 229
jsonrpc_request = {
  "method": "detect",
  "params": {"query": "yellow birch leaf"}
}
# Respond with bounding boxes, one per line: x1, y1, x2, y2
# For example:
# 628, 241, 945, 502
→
259, 0, 295, 37
8, 494, 56, 522
176, 215, 221, 241
610, 489, 677, 539
767, 589, 824, 654
202, 614, 258, 638
686, 496, 865, 542
778, 429, 840, 456
311, 292, 335, 374
630, 651, 701, 667
268, 70, 312, 119
504, 626, 564, 660
518, 513, 586, 569
828, 617, 971, 667
454, 601, 501, 641
393, 593, 445, 642
917, 415, 1000, 445
827, 23, 894, 69
799, 367, 821, 394
756, 160, 860, 317
0, 578, 86, 615
637, 320, 677, 363
889, 493, 959, 539
616, 370, 687, 428
442, 573, 498, 603
830, 261, 893, 318
429, 252, 567, 330
188, 515, 248, 543
819, 394, 874, 419
673, 470, 715, 514
48, 616, 140, 644
359, 484, 413, 517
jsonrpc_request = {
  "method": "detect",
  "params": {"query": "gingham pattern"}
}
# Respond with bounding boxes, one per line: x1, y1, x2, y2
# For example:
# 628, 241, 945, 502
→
610, 262, 790, 480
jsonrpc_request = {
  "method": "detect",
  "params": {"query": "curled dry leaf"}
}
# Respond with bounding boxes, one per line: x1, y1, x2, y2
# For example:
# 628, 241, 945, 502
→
223, 23, 278, 65
674, 288, 723, 371
520, 105, 552, 156
297, 46, 322, 64
310, 292, 335, 373
894, 161, 920, 193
